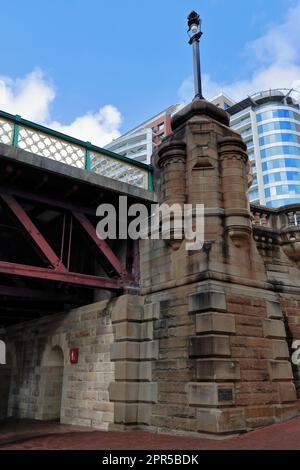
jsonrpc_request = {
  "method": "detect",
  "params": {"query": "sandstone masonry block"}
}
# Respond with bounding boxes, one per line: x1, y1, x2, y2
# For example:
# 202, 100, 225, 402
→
114, 403, 151, 424
196, 359, 240, 381
196, 407, 246, 434
109, 382, 158, 403
266, 301, 283, 320
111, 295, 143, 324
143, 303, 161, 322
263, 320, 286, 339
196, 313, 235, 335
269, 361, 293, 381
189, 291, 227, 314
187, 382, 235, 406
115, 361, 152, 382
272, 340, 289, 360
189, 335, 231, 358
115, 322, 153, 341
111, 341, 158, 361
277, 382, 297, 403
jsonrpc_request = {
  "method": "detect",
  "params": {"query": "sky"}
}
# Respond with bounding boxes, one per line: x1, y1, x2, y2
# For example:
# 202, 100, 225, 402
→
0, 0, 299, 147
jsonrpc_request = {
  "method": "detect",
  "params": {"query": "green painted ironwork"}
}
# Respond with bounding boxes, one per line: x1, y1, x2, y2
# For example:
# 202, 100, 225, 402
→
148, 171, 154, 191
0, 109, 154, 191
85, 142, 91, 171
12, 115, 21, 147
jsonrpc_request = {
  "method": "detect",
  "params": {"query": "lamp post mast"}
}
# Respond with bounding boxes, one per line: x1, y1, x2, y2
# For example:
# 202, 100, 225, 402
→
187, 11, 204, 101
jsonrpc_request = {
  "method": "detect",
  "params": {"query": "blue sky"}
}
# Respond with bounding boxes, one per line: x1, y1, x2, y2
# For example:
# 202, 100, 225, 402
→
0, 0, 299, 146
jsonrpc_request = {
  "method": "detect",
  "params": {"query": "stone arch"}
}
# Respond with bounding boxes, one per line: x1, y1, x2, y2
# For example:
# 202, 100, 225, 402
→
39, 344, 64, 421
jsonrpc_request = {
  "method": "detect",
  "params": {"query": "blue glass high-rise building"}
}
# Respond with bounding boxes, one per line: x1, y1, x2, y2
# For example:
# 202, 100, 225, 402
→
227, 89, 300, 208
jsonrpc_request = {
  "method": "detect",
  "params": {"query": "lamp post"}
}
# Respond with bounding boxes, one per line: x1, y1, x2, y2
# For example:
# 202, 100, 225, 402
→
187, 11, 204, 101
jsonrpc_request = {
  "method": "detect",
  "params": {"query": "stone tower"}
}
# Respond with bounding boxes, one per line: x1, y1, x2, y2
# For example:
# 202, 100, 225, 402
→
138, 99, 298, 437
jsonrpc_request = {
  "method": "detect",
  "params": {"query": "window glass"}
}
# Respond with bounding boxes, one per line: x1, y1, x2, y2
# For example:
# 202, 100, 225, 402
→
261, 146, 300, 159
257, 109, 300, 123
265, 184, 300, 198
262, 158, 300, 171
249, 190, 259, 201
259, 134, 299, 146
263, 171, 300, 184
267, 198, 300, 208
258, 121, 293, 134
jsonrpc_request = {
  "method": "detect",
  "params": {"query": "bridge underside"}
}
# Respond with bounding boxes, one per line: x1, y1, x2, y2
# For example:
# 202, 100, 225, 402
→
0, 144, 155, 326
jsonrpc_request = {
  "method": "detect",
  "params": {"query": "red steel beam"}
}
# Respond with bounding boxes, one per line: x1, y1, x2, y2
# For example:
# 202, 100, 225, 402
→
73, 211, 128, 278
0, 261, 123, 290
0, 194, 67, 272
0, 185, 96, 216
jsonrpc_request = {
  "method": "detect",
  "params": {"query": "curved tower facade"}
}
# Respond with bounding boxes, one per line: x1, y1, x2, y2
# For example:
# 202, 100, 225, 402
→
228, 89, 300, 208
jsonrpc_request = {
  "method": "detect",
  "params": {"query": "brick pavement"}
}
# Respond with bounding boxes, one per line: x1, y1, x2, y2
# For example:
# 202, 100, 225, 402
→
1, 412, 300, 450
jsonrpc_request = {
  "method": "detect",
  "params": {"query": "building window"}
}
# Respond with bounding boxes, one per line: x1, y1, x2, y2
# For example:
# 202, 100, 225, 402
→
265, 184, 300, 198
241, 127, 252, 137
259, 133, 299, 146
256, 109, 300, 122
263, 171, 300, 184
258, 121, 297, 134
249, 189, 259, 201
262, 158, 300, 171
268, 198, 300, 208
261, 145, 300, 159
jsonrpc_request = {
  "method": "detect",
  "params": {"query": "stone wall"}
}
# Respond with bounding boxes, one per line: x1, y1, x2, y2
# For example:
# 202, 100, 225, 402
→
1, 99, 300, 439
0, 299, 116, 429
137, 99, 299, 437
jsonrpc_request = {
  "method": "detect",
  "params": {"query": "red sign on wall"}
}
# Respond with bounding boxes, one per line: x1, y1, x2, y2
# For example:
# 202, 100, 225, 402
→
70, 348, 78, 364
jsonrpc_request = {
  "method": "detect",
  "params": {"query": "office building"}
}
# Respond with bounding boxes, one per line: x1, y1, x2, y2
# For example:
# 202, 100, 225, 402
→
105, 104, 184, 165
228, 89, 300, 207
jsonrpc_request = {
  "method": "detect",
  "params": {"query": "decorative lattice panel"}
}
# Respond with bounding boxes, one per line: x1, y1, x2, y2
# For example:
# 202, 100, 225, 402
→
0, 119, 14, 145
90, 151, 147, 189
17, 126, 85, 168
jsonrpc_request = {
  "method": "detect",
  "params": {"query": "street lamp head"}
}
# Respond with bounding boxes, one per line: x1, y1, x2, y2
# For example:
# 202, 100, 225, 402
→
187, 11, 201, 35
187, 10, 204, 100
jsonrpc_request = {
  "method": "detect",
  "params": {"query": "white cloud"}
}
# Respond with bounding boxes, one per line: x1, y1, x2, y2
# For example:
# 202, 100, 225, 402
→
0, 68, 122, 147
179, 1, 300, 103
0, 69, 54, 122
49, 105, 121, 147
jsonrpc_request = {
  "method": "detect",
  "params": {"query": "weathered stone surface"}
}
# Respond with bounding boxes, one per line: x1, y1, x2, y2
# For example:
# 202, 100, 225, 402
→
189, 335, 231, 358
189, 291, 227, 314
196, 359, 241, 381
115, 322, 153, 341
269, 361, 293, 380
266, 301, 283, 320
143, 303, 161, 322
274, 404, 298, 422
1, 299, 117, 429
187, 383, 235, 406
277, 382, 297, 403
196, 313, 235, 335
111, 341, 159, 361
272, 340, 289, 360
109, 382, 158, 403
263, 319, 286, 339
115, 362, 152, 382
196, 408, 246, 434
114, 403, 151, 425
110, 295, 144, 324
